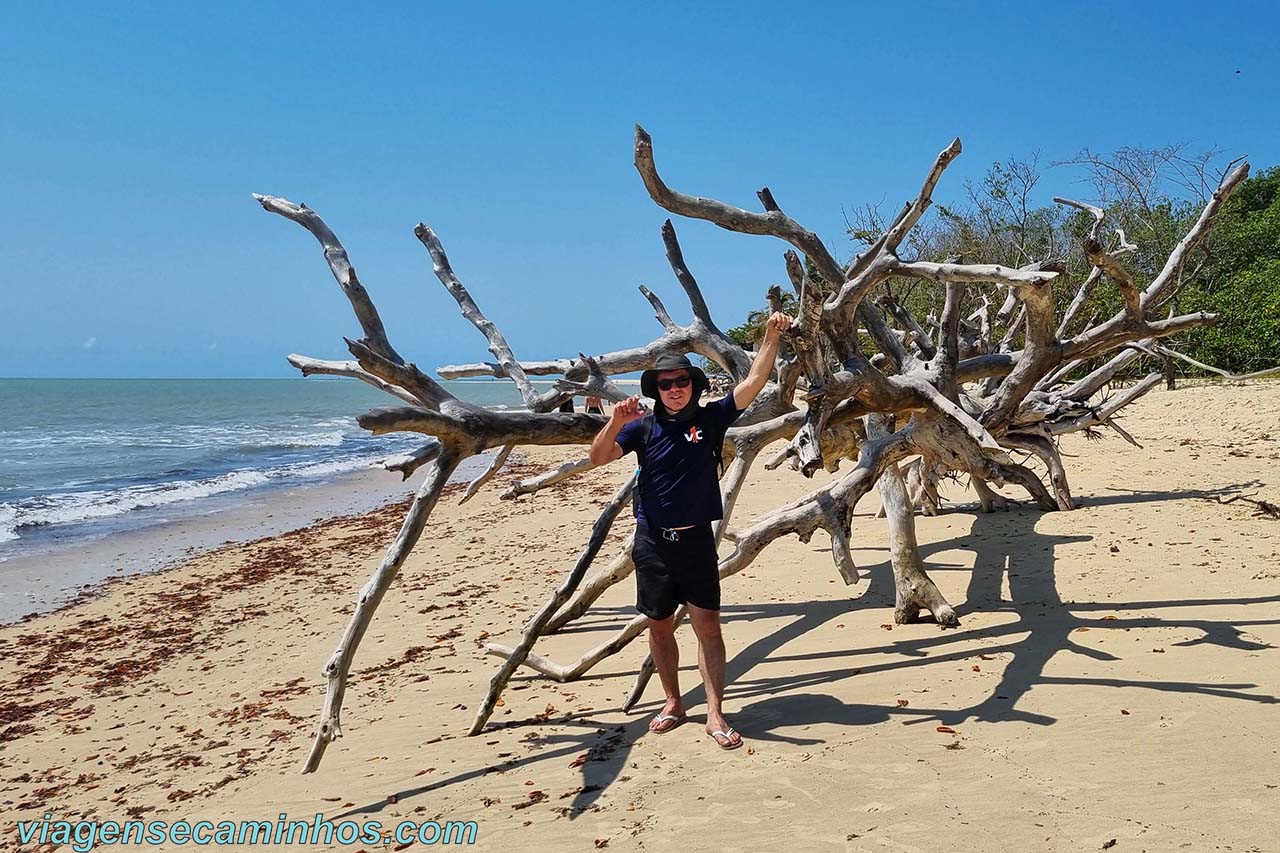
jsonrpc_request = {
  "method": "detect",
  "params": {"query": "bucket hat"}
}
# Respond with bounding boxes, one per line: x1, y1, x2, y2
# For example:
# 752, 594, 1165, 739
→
640, 353, 710, 401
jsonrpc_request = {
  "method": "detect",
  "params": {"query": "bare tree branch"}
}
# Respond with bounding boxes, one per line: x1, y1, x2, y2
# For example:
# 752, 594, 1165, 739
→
254, 194, 404, 365
415, 224, 550, 411
459, 445, 513, 504
634, 124, 845, 287
382, 440, 443, 481
470, 475, 636, 734
639, 284, 677, 331
303, 446, 463, 772
286, 354, 423, 407
1148, 344, 1280, 381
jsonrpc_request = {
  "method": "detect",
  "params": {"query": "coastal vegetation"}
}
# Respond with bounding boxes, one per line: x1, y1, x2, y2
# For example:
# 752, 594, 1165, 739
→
722, 148, 1279, 383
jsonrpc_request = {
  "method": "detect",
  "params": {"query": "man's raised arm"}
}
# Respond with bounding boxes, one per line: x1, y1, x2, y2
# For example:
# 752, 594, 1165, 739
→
733, 312, 793, 411
588, 395, 646, 466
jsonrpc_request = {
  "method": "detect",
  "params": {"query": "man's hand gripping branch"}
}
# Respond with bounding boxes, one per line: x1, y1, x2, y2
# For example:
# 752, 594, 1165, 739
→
732, 311, 793, 410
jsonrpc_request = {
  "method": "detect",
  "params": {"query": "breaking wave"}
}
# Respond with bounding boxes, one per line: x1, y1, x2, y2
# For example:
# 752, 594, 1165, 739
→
0, 455, 386, 542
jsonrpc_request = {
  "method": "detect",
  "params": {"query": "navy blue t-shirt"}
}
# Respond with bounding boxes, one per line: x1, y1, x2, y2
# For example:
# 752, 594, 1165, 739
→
616, 395, 743, 529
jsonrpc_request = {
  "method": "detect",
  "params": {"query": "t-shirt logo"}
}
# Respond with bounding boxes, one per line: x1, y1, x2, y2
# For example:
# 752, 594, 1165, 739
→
685, 426, 704, 443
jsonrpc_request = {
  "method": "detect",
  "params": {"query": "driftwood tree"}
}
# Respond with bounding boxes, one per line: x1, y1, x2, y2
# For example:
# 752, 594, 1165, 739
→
255, 127, 1251, 773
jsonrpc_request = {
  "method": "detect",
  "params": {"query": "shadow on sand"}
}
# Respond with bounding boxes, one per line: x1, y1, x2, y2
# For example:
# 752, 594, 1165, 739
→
339, 480, 1277, 820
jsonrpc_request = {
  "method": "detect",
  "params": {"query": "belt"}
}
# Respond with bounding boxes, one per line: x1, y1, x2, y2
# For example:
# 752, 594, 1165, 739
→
641, 523, 697, 542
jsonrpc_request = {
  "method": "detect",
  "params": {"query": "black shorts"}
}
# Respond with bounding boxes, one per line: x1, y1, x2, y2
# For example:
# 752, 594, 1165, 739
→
632, 521, 720, 620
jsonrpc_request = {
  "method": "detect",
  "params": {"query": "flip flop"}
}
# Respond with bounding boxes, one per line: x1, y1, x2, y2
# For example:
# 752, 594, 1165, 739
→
707, 728, 743, 750
649, 712, 686, 734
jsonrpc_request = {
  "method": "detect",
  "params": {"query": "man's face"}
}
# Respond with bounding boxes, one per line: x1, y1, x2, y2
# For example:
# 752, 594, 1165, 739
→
655, 369, 694, 414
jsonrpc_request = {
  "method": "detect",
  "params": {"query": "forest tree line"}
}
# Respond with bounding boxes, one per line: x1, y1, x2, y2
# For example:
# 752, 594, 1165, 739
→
722, 146, 1279, 382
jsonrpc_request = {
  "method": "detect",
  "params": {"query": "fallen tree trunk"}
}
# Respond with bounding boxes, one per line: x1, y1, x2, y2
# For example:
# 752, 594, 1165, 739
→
252, 126, 1251, 768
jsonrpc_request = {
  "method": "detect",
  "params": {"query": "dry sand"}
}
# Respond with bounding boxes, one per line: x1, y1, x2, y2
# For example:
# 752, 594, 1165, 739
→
2, 382, 1278, 852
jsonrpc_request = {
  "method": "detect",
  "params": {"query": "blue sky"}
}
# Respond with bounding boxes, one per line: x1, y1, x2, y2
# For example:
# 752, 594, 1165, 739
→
2, 1, 1277, 378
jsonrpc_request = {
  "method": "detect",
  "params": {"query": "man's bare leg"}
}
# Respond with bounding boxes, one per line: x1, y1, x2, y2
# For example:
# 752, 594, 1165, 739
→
647, 613, 684, 731
688, 603, 741, 747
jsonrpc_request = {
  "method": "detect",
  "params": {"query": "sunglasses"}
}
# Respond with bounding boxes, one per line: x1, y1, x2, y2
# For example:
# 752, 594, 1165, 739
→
656, 376, 692, 391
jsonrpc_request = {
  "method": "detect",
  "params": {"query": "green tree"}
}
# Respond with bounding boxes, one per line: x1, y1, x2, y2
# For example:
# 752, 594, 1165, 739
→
719, 153, 1279, 380
1185, 166, 1280, 372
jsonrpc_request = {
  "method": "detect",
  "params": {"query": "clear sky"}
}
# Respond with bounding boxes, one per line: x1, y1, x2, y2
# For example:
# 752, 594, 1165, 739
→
3, 1, 1276, 378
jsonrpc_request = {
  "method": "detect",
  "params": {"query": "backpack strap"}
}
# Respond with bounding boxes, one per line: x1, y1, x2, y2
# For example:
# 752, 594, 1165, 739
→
639, 413, 655, 464
632, 413, 656, 519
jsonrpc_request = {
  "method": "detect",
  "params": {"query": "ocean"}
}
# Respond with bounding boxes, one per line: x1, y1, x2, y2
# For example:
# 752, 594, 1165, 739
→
0, 377, 581, 619
0, 378, 543, 554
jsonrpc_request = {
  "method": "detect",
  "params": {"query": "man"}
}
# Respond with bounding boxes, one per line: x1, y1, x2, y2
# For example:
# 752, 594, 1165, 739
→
588, 312, 792, 750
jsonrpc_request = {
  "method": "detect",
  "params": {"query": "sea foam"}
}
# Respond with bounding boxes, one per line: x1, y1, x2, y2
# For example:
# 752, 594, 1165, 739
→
1, 455, 383, 540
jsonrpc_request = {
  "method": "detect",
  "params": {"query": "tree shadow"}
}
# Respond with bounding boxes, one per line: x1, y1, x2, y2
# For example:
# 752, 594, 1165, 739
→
721, 480, 1278, 736
335, 480, 1277, 820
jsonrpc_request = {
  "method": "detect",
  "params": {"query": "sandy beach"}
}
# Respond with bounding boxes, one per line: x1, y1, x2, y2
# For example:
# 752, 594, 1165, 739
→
3, 382, 1278, 852
0, 460, 497, 624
